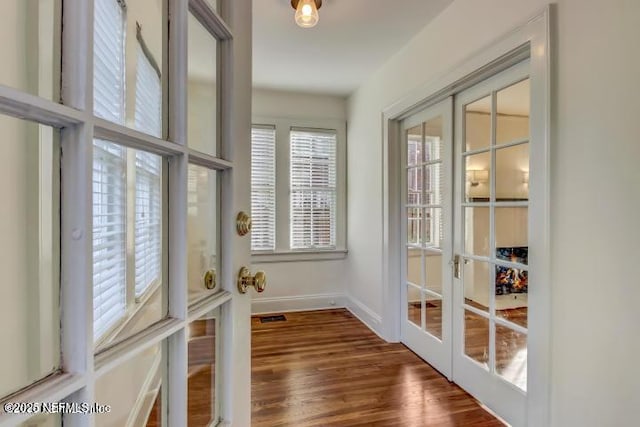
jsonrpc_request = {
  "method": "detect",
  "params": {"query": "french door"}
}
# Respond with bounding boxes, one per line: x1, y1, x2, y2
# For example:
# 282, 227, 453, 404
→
401, 60, 532, 426
0, 0, 253, 426
401, 98, 453, 378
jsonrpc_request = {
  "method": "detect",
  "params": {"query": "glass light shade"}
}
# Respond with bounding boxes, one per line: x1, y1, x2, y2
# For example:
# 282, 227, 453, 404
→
295, 0, 319, 28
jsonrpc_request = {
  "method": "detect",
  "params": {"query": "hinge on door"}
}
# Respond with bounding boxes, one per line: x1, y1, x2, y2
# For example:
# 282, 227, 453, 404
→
453, 254, 462, 279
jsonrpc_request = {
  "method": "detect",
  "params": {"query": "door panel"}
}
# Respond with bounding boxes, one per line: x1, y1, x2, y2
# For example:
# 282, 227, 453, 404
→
401, 97, 453, 379
453, 60, 531, 426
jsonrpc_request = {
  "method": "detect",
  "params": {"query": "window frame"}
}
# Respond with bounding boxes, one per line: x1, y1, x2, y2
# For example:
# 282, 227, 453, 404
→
251, 116, 347, 263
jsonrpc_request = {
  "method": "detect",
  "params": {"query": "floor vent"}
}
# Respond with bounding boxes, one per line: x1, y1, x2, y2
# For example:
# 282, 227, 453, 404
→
259, 314, 287, 323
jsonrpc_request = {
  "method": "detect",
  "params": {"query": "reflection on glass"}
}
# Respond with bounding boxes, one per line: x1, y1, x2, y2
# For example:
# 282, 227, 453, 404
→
188, 13, 218, 156
406, 248, 422, 286
424, 163, 442, 206
463, 259, 490, 312
188, 309, 219, 426
496, 143, 529, 200
464, 310, 489, 369
20, 413, 61, 427
495, 207, 528, 259
464, 96, 491, 151
407, 167, 422, 205
407, 285, 422, 328
0, 115, 60, 397
93, 0, 164, 136
425, 295, 442, 340
188, 165, 219, 303
406, 125, 422, 167
495, 324, 527, 391
424, 208, 442, 247
465, 151, 490, 202
464, 207, 489, 257
424, 116, 443, 162
93, 142, 165, 351
0, 0, 59, 100
95, 343, 163, 427
424, 249, 443, 294
496, 79, 530, 145
406, 208, 422, 245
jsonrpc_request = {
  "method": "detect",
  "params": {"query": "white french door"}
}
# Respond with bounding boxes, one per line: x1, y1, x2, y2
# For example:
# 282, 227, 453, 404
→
401, 60, 533, 426
401, 98, 453, 378
452, 60, 531, 426
0, 0, 253, 426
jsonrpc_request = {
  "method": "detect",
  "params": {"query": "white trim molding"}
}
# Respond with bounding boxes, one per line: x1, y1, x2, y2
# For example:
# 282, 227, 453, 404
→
346, 295, 383, 339
381, 6, 552, 427
251, 293, 347, 314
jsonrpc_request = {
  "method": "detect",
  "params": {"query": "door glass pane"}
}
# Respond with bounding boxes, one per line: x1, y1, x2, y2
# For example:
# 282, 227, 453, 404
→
495, 324, 527, 391
0, 0, 59, 100
463, 259, 490, 313
95, 342, 163, 427
407, 167, 422, 205
424, 116, 442, 161
406, 125, 422, 167
425, 294, 442, 340
464, 207, 489, 257
496, 143, 529, 200
406, 208, 422, 245
496, 79, 530, 145
406, 248, 422, 287
407, 285, 422, 328
424, 208, 442, 248
93, 142, 166, 351
93, 0, 164, 137
464, 310, 489, 369
495, 207, 528, 263
424, 163, 442, 206
0, 115, 60, 397
188, 12, 219, 156
464, 151, 490, 202
204, 0, 218, 12
20, 413, 61, 427
495, 262, 528, 328
188, 165, 219, 303
424, 249, 443, 294
464, 95, 491, 151
188, 309, 220, 426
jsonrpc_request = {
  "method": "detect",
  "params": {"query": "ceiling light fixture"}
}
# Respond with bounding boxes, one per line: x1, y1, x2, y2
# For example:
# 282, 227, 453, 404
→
291, 0, 321, 28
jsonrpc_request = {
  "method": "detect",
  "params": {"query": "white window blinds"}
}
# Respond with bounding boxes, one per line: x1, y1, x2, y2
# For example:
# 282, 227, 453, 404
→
251, 126, 276, 251
290, 128, 337, 249
134, 152, 162, 297
94, 0, 126, 124
134, 30, 162, 138
93, 140, 127, 339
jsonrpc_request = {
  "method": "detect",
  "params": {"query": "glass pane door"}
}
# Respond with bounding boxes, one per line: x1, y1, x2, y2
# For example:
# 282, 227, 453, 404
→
453, 60, 530, 426
401, 97, 453, 378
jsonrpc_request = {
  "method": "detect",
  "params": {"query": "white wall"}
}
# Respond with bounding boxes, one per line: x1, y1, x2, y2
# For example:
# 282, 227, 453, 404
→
251, 88, 349, 313
346, 0, 640, 425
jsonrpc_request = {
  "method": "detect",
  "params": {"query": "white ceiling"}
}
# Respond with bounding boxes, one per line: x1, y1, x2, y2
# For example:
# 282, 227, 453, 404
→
252, 0, 454, 96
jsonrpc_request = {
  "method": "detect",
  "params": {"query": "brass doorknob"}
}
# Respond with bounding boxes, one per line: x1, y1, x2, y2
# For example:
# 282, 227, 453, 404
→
237, 267, 267, 294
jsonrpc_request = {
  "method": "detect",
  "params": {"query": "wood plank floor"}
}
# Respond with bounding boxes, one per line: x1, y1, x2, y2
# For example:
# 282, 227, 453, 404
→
252, 309, 504, 427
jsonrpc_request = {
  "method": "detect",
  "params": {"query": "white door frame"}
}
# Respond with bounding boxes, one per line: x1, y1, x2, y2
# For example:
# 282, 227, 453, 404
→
381, 6, 551, 425
0, 0, 252, 426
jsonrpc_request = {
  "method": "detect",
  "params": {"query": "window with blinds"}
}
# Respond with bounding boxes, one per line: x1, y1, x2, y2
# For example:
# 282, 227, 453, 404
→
290, 128, 337, 249
134, 26, 162, 138
134, 152, 162, 297
251, 126, 276, 251
93, 140, 127, 339
93, 0, 126, 124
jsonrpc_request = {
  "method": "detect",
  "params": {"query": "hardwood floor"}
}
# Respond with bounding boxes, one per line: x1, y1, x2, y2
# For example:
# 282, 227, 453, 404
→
251, 309, 504, 427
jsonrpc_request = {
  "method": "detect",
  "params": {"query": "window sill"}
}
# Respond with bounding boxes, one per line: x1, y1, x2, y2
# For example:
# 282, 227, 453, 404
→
251, 249, 348, 263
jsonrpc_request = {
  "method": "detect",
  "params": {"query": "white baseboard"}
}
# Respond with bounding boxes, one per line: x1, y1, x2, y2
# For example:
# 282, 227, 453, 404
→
252, 293, 347, 314
346, 295, 384, 340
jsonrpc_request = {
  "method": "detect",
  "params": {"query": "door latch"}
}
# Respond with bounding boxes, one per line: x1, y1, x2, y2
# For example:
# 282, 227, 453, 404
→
453, 254, 462, 279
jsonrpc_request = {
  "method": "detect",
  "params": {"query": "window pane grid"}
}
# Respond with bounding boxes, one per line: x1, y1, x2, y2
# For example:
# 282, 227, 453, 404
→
290, 129, 337, 249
